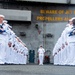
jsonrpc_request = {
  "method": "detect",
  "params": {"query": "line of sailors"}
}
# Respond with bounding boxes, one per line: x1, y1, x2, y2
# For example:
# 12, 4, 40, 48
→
0, 14, 28, 64
53, 17, 75, 65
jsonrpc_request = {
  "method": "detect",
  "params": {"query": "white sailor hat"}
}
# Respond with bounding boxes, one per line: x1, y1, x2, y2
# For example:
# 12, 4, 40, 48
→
3, 20, 8, 23
69, 17, 75, 21
40, 45, 43, 47
0, 14, 5, 18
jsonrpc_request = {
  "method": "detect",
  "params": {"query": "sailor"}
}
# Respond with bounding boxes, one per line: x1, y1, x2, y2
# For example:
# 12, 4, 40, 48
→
0, 14, 8, 64
62, 18, 75, 65
3, 20, 12, 29
53, 37, 62, 65
38, 45, 45, 65
66, 19, 75, 65
23, 45, 28, 64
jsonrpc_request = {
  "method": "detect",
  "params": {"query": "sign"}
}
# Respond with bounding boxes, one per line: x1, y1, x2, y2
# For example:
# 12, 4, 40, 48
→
36, 9, 75, 22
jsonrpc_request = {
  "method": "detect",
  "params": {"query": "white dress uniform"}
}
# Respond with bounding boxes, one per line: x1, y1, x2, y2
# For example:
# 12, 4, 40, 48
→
0, 35, 6, 64
11, 35, 22, 64
38, 46, 45, 65
59, 27, 68, 65
2, 23, 13, 64
15, 39, 28, 64
16, 42, 24, 64
5, 29, 15, 64
53, 37, 63, 65
61, 25, 72, 65
64, 25, 75, 65
23, 46, 28, 64
0, 24, 8, 64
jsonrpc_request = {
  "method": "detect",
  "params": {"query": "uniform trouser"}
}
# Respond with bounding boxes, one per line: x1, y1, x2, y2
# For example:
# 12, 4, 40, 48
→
67, 42, 75, 65
39, 54, 44, 65
0, 42, 6, 64
0, 35, 6, 64
64, 44, 70, 65
24, 55, 27, 64
6, 47, 16, 64
2, 34, 9, 64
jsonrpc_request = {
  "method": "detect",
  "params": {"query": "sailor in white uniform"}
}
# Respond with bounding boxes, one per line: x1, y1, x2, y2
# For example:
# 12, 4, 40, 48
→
23, 45, 28, 64
63, 18, 74, 65
0, 15, 8, 64
65, 19, 75, 65
38, 45, 45, 65
53, 41, 63, 65
1, 20, 13, 64
3, 20, 12, 29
